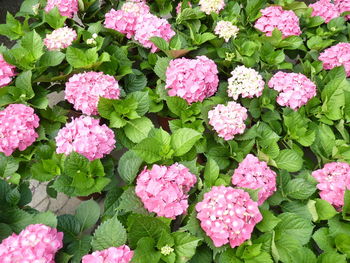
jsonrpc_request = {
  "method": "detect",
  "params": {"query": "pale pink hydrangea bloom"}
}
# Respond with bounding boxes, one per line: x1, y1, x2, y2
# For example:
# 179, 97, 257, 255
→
65, 72, 120, 116
45, 0, 78, 18
312, 162, 350, 209
82, 245, 134, 263
214, 21, 239, 42
232, 154, 277, 205
135, 163, 197, 219
199, 0, 225, 14
104, 1, 150, 39
134, 14, 175, 53
268, 71, 317, 110
196, 186, 262, 248
319, 42, 350, 76
165, 56, 219, 104
44, 26, 77, 51
254, 6, 302, 37
335, 0, 350, 20
208, 101, 248, 141
55, 116, 115, 161
227, 65, 265, 100
0, 224, 63, 263
176, 2, 192, 14
0, 55, 15, 88
309, 0, 340, 23
0, 104, 39, 156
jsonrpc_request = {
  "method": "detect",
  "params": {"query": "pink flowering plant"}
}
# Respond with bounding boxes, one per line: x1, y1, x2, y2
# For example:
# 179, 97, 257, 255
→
0, 0, 350, 262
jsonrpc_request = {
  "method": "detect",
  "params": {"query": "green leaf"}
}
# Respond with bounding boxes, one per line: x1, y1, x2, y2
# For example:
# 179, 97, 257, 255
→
15, 70, 34, 98
124, 117, 154, 143
312, 227, 335, 252
124, 70, 147, 92
57, 214, 81, 243
75, 200, 101, 231
21, 30, 43, 60
335, 233, 350, 256
67, 235, 92, 263
171, 128, 202, 156
133, 237, 161, 263
218, 249, 243, 262
91, 215, 127, 251
150, 37, 169, 52
204, 158, 219, 187
246, 0, 266, 21
129, 91, 150, 116
342, 189, 350, 220
66, 47, 98, 68
256, 209, 281, 232
118, 151, 143, 184
173, 232, 201, 263
38, 51, 65, 67
166, 96, 188, 116
274, 235, 301, 263
44, 7, 67, 29
154, 57, 171, 81
0, 13, 23, 40
315, 199, 338, 220
285, 178, 316, 200
274, 149, 303, 172
318, 251, 347, 263
116, 187, 149, 215
64, 152, 89, 176
0, 154, 19, 178
32, 211, 57, 228
275, 212, 314, 245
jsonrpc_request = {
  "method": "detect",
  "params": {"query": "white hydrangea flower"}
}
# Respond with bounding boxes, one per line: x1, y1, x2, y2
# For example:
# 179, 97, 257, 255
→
215, 21, 239, 42
227, 66, 265, 100
44, 27, 77, 51
199, 0, 225, 14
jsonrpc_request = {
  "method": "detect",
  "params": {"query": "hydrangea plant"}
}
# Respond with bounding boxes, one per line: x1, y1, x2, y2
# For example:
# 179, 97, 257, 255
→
0, 0, 350, 262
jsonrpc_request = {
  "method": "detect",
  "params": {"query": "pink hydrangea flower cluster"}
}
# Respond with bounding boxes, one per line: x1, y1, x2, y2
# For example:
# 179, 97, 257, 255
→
254, 6, 302, 38
312, 162, 350, 209
199, 0, 226, 15
208, 101, 248, 141
0, 224, 63, 263
232, 154, 277, 205
134, 14, 176, 53
65, 72, 120, 115
104, 1, 174, 52
0, 54, 15, 88
268, 71, 317, 110
227, 65, 265, 100
135, 163, 197, 219
319, 42, 350, 77
104, 1, 150, 39
309, 0, 340, 23
55, 116, 115, 161
196, 186, 262, 248
44, 26, 77, 51
45, 0, 78, 18
82, 245, 134, 263
165, 56, 219, 104
335, 0, 350, 20
0, 104, 39, 156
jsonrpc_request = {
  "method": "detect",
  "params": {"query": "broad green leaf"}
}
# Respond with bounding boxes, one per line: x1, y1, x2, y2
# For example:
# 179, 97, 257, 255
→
335, 233, 350, 256
342, 189, 350, 220
171, 128, 202, 156
21, 30, 43, 60
173, 232, 201, 263
124, 70, 147, 92
315, 199, 338, 220
32, 211, 57, 228
312, 227, 335, 252
91, 215, 127, 251
203, 158, 219, 187
166, 96, 188, 116
154, 57, 171, 81
133, 237, 161, 263
75, 200, 100, 231
274, 235, 302, 263
328, 216, 350, 237
0, 154, 19, 178
275, 149, 303, 172
57, 215, 81, 243
124, 117, 154, 143
118, 151, 143, 184
44, 7, 67, 29
116, 187, 149, 215
66, 47, 98, 68
38, 51, 65, 67
285, 178, 316, 200
66, 235, 92, 263
15, 70, 34, 98
150, 36, 169, 52
318, 251, 347, 263
256, 209, 281, 232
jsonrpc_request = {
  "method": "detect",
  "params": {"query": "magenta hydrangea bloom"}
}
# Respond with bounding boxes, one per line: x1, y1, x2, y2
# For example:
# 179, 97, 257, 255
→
196, 186, 262, 248
0, 54, 16, 88
312, 162, 350, 209
65, 72, 120, 116
165, 56, 219, 104
335, 0, 350, 20
232, 154, 277, 205
104, 1, 150, 39
45, 0, 78, 18
319, 42, 350, 77
309, 0, 340, 23
208, 101, 248, 141
254, 6, 301, 37
0, 104, 39, 156
135, 163, 197, 219
55, 116, 115, 161
82, 245, 134, 263
0, 224, 63, 263
268, 71, 317, 110
134, 14, 175, 53
44, 26, 77, 51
